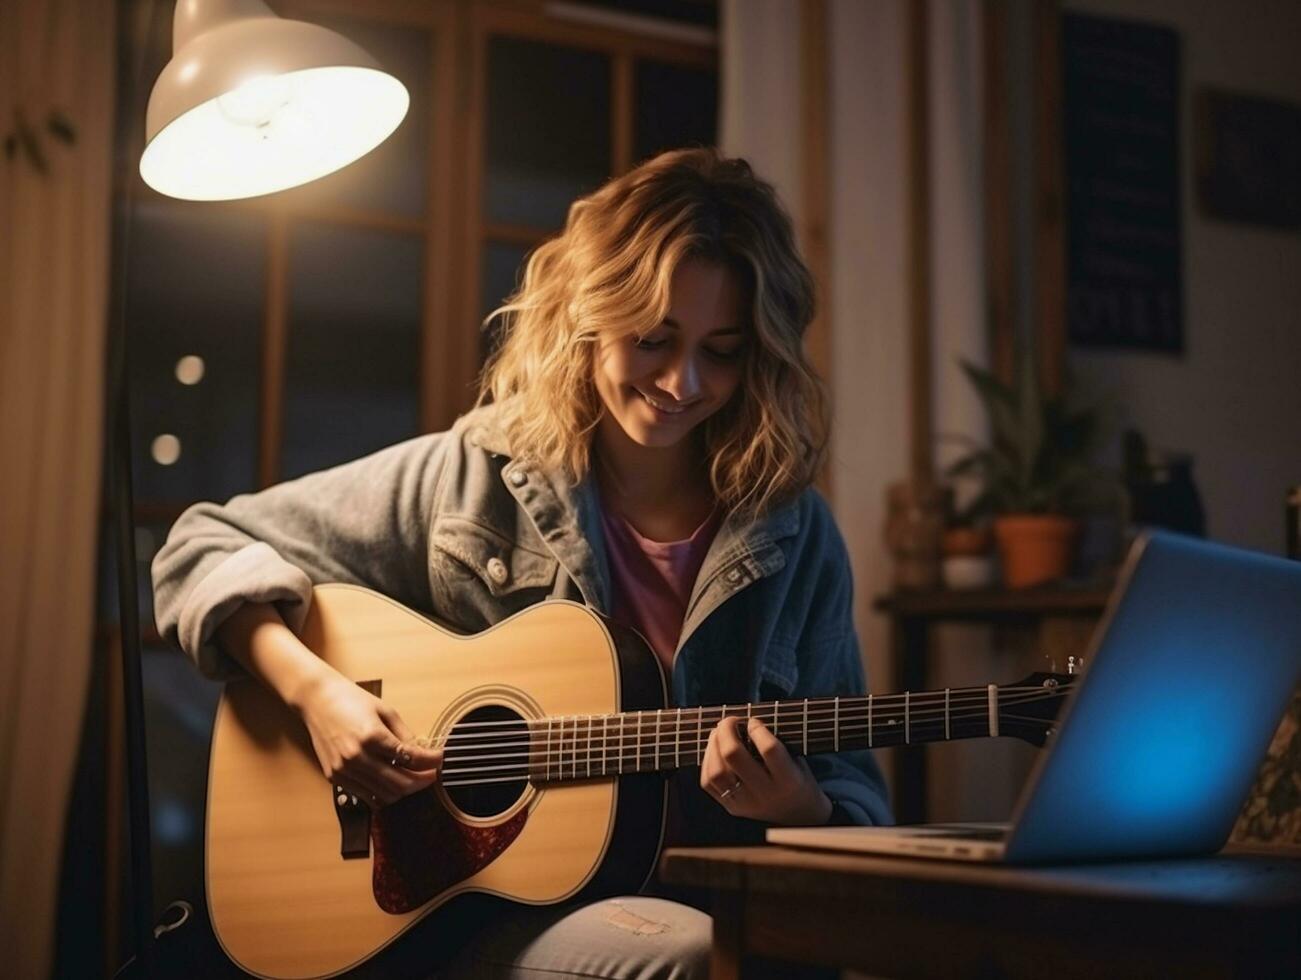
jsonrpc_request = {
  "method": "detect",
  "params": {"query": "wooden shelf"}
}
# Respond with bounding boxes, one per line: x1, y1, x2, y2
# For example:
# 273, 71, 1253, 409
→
874, 584, 1113, 621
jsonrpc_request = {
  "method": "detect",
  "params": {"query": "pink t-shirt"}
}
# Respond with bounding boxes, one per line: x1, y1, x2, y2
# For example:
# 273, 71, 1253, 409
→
597, 492, 723, 686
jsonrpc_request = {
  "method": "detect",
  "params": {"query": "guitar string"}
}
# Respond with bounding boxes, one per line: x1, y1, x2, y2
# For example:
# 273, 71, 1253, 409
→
433, 695, 1061, 781
431, 685, 1068, 743
426, 685, 1065, 734
431, 687, 1063, 755
431, 688, 1064, 770
434, 704, 1056, 792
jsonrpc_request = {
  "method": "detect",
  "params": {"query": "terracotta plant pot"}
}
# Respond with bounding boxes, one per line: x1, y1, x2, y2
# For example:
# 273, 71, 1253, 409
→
941, 526, 993, 557
993, 514, 1079, 589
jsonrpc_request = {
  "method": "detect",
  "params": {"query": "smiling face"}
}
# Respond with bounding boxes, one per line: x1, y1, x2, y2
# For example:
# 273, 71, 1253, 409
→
593, 256, 748, 450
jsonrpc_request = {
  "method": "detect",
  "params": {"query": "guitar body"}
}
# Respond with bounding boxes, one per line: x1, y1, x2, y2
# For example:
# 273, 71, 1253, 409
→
206, 586, 669, 979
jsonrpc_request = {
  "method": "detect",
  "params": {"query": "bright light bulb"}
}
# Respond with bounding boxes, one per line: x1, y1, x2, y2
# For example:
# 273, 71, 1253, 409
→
152, 434, 181, 466
216, 74, 294, 132
175, 355, 205, 385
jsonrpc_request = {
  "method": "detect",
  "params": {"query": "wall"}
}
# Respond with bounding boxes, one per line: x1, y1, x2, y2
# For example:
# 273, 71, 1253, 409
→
1063, 0, 1301, 554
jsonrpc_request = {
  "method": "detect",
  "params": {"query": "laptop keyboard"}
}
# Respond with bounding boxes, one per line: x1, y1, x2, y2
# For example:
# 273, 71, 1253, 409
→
917, 825, 1008, 841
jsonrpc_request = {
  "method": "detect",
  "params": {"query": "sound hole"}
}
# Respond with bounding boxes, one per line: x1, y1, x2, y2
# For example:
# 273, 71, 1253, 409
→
442, 704, 530, 818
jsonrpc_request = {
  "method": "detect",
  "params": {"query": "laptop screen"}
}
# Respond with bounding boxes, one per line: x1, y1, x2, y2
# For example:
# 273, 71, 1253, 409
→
1004, 532, 1301, 864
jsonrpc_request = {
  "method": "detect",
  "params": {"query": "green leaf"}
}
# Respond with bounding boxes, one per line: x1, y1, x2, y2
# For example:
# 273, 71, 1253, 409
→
945, 449, 994, 479
15, 112, 48, 173
46, 110, 77, 145
1014, 347, 1044, 495
958, 359, 1020, 448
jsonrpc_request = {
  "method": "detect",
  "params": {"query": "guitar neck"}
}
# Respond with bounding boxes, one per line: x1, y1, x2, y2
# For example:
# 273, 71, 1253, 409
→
527, 685, 1016, 785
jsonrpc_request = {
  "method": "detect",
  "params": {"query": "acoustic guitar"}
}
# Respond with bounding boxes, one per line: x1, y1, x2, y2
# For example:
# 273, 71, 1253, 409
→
205, 584, 1074, 978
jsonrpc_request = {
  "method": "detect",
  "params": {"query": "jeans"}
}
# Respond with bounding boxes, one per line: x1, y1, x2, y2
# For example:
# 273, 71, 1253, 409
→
439, 896, 710, 979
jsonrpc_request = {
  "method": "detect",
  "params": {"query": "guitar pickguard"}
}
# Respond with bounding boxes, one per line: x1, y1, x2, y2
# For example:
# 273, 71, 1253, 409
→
370, 786, 529, 914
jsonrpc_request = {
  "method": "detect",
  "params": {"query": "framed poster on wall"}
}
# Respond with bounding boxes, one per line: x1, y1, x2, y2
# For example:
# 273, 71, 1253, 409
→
1064, 14, 1182, 353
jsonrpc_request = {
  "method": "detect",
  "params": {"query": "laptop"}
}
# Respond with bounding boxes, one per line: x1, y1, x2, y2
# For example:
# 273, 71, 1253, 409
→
767, 531, 1301, 864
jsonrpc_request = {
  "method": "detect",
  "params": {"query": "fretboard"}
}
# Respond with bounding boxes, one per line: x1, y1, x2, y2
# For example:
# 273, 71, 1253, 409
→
518, 686, 1008, 785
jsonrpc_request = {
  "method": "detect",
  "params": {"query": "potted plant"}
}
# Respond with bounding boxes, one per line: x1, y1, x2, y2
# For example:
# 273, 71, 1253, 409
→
946, 351, 1104, 589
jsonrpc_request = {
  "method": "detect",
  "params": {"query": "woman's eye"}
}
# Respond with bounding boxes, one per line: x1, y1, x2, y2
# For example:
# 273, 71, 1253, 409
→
704, 346, 744, 361
633, 336, 666, 350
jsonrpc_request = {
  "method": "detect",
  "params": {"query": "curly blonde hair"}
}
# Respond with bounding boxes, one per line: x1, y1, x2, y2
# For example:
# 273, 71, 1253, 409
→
477, 147, 826, 520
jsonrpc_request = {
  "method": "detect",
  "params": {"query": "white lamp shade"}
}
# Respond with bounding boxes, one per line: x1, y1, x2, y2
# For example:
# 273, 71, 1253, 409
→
140, 0, 409, 201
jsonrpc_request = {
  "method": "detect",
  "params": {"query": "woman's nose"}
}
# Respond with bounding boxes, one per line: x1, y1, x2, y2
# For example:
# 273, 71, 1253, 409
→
659, 352, 702, 401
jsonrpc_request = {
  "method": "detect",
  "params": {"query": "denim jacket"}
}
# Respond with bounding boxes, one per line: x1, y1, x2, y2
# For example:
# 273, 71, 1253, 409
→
152, 400, 893, 834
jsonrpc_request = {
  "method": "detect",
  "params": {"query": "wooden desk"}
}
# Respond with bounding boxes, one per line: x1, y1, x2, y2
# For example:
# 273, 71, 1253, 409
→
874, 586, 1111, 822
660, 844, 1301, 980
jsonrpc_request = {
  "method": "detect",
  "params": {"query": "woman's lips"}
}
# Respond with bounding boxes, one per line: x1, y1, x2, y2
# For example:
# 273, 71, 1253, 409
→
636, 388, 695, 418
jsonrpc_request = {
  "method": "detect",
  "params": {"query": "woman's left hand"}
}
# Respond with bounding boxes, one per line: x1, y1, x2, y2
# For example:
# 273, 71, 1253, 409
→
700, 715, 833, 825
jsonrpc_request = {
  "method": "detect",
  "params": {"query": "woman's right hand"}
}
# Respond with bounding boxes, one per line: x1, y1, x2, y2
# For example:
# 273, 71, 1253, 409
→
294, 671, 444, 809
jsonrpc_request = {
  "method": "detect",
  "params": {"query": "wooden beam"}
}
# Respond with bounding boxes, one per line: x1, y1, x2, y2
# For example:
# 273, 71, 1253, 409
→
424, 10, 459, 431
983, 0, 1015, 387
612, 51, 635, 174
473, 1, 717, 67
799, 0, 832, 498
1033, 0, 1065, 397
259, 210, 290, 488
799, 0, 830, 380
907, 0, 932, 487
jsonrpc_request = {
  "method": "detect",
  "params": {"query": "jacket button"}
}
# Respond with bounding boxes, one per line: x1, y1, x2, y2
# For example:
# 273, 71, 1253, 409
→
486, 557, 509, 585
508, 469, 527, 487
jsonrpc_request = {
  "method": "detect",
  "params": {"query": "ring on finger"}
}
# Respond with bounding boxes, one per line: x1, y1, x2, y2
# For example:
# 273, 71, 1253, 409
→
718, 777, 743, 801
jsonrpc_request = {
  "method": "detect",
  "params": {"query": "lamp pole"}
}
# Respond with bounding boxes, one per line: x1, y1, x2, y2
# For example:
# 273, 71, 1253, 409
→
113, 2, 408, 972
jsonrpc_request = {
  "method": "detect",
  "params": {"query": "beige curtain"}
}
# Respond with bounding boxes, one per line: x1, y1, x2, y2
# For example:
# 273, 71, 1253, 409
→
0, 0, 116, 975
722, 0, 1002, 814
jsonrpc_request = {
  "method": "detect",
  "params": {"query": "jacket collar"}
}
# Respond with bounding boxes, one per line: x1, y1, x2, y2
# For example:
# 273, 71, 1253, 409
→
460, 401, 802, 612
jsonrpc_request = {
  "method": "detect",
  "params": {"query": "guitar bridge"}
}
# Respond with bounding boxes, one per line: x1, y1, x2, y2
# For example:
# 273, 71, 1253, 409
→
334, 679, 382, 859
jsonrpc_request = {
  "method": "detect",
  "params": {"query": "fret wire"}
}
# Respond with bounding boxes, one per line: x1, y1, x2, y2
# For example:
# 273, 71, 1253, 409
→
868, 694, 874, 748
834, 696, 839, 752
636, 711, 642, 772
696, 706, 704, 765
656, 708, 663, 771
802, 698, 808, 755
773, 701, 779, 738
945, 688, 950, 740
675, 707, 682, 769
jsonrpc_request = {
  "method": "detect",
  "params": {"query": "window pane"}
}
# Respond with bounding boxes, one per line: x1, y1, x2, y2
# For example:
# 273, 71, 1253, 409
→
97, 518, 175, 629
480, 241, 532, 365
143, 642, 221, 917
569, 0, 717, 27
282, 221, 422, 479
635, 60, 718, 164
486, 37, 611, 229
275, 13, 432, 217
127, 199, 263, 506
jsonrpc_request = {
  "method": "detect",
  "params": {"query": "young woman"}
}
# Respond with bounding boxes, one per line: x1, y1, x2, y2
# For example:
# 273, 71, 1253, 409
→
153, 147, 890, 978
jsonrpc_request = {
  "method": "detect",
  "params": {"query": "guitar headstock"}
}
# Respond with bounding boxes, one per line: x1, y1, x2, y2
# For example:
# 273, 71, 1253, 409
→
999, 672, 1077, 746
